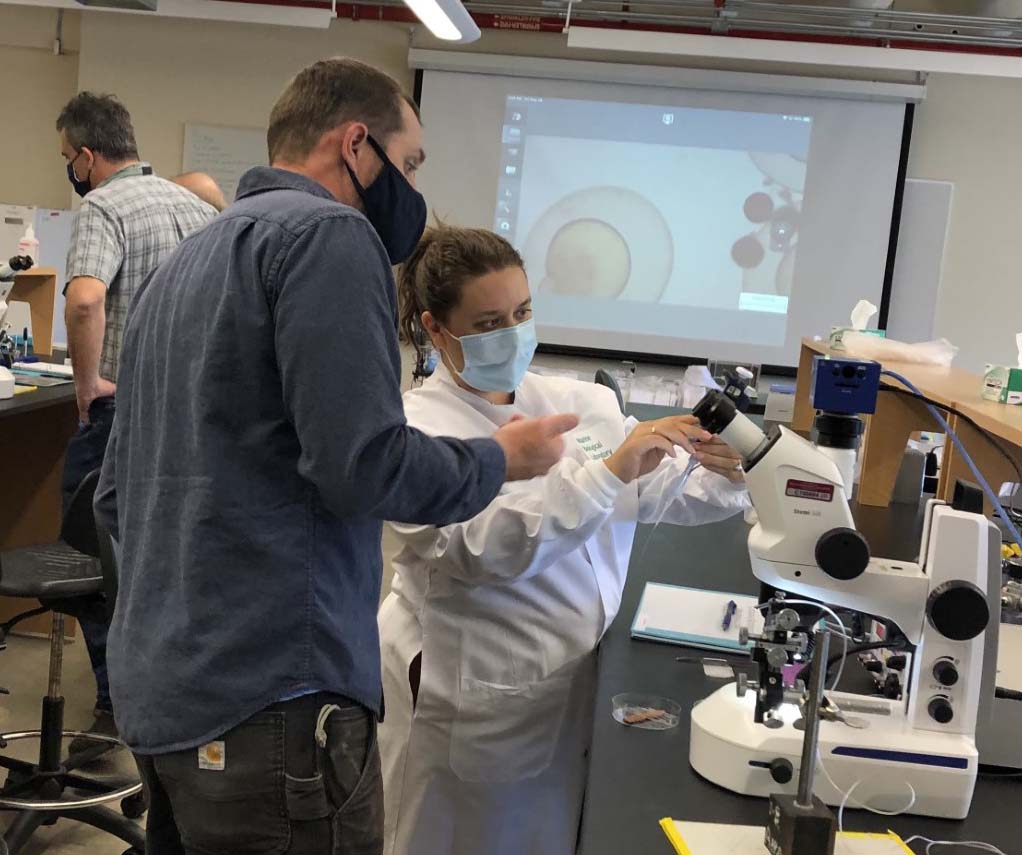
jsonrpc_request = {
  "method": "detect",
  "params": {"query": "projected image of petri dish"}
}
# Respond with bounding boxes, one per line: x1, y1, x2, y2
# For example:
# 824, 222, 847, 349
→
521, 187, 674, 301
544, 219, 631, 298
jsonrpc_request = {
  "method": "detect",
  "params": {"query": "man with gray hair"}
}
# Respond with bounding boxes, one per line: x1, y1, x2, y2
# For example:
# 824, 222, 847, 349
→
96, 58, 575, 854
56, 92, 216, 750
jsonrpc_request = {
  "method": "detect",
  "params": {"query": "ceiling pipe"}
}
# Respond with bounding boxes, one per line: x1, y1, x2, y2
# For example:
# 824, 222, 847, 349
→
222, 0, 1022, 56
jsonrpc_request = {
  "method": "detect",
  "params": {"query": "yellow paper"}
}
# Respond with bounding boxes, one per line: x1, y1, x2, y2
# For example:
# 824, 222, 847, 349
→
13, 385, 37, 395
659, 820, 914, 855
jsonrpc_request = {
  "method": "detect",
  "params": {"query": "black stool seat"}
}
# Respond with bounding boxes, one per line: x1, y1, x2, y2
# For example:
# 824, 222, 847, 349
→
0, 544, 101, 599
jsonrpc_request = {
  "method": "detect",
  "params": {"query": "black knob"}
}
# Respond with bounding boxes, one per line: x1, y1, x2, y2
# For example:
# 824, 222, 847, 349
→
864, 660, 884, 674
886, 654, 907, 672
770, 758, 794, 784
815, 528, 870, 581
883, 673, 902, 700
928, 697, 954, 725
927, 581, 990, 641
933, 659, 959, 687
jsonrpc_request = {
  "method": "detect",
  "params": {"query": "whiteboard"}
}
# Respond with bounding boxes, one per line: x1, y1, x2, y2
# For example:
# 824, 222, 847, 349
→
34, 208, 76, 348
182, 123, 267, 203
885, 178, 954, 343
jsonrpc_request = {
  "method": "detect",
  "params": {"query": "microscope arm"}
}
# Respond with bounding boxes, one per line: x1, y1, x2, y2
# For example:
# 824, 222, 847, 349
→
693, 394, 930, 645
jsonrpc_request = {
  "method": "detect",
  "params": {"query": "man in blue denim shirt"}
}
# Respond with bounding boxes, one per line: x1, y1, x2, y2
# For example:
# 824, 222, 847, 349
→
96, 59, 575, 855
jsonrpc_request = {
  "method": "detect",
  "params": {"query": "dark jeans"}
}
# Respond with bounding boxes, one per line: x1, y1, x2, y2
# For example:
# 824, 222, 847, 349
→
61, 395, 116, 713
137, 693, 383, 855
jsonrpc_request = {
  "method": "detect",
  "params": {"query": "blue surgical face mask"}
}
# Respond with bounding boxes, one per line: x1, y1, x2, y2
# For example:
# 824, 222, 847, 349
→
446, 319, 537, 393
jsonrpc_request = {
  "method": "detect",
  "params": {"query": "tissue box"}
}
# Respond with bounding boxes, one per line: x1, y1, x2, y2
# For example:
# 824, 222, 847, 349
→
982, 365, 1022, 405
828, 327, 886, 351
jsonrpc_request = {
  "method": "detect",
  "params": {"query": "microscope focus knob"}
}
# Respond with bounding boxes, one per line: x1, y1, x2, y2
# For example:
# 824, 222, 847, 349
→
815, 528, 870, 581
927, 581, 990, 641
769, 758, 794, 785
928, 696, 954, 725
933, 658, 959, 687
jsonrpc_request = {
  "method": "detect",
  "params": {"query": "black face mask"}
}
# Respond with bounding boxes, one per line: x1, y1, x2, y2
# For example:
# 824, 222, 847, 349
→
345, 136, 426, 265
67, 152, 92, 198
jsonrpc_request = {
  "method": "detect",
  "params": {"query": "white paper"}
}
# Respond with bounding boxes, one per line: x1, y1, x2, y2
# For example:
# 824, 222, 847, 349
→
998, 623, 1022, 692
1016, 332, 1022, 369
633, 582, 764, 649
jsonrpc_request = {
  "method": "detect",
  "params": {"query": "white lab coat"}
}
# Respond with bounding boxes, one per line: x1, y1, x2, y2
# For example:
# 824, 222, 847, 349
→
378, 365, 748, 855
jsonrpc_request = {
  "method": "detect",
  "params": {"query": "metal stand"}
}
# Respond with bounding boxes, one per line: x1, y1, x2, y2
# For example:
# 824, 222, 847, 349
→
765, 629, 838, 855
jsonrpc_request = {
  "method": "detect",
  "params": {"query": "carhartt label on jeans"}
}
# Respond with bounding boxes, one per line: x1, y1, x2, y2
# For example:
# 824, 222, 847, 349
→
197, 741, 225, 771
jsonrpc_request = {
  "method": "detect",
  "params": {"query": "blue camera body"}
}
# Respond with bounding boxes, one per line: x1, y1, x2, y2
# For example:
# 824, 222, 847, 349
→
810, 355, 881, 415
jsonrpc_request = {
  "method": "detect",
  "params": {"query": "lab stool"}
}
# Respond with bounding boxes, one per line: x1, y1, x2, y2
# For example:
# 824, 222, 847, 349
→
0, 470, 145, 854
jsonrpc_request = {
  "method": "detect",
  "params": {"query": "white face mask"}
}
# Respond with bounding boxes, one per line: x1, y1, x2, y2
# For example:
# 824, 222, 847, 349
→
443, 320, 538, 393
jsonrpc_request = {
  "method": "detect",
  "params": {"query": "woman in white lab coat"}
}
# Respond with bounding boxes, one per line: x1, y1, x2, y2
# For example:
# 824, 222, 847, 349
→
378, 226, 749, 855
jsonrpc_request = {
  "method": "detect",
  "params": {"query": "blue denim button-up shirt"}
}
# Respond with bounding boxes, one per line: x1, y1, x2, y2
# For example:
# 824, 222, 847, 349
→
97, 167, 505, 753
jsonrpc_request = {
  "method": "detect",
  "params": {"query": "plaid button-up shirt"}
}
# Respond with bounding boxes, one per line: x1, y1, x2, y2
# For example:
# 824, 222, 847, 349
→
66, 163, 217, 380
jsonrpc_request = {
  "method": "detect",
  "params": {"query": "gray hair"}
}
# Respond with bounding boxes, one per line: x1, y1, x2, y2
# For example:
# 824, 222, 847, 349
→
56, 92, 140, 161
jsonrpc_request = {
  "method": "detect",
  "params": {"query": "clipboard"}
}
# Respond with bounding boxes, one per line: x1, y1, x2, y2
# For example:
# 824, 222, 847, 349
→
631, 582, 764, 653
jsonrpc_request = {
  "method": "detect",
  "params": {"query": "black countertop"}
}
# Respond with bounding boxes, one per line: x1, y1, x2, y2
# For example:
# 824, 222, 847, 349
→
579, 410, 1020, 854
0, 382, 76, 420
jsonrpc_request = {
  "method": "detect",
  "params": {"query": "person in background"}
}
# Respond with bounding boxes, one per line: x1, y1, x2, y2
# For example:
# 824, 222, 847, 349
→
170, 171, 227, 212
56, 91, 217, 751
95, 58, 575, 855
378, 225, 750, 855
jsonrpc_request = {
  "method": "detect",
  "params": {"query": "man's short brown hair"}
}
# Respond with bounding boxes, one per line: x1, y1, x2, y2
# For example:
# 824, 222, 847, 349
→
267, 58, 418, 164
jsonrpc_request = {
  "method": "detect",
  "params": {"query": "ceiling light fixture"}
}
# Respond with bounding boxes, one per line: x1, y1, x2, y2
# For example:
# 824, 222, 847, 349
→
402, 0, 481, 43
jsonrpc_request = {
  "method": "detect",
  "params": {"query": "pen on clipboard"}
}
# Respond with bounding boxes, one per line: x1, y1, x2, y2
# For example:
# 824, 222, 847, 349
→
721, 599, 738, 632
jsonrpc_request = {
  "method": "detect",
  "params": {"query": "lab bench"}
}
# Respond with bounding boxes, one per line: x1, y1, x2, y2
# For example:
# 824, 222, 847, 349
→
578, 418, 1018, 854
0, 382, 78, 636
793, 337, 1022, 516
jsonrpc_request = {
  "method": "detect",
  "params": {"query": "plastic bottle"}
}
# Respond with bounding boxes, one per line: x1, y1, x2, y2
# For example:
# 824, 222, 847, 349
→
16, 224, 39, 267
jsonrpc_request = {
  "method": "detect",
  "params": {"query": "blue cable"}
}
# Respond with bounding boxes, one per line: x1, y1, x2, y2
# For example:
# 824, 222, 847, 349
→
880, 369, 1022, 549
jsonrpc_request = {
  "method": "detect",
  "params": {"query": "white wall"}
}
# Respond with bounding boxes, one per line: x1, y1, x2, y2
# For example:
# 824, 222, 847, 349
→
76, 12, 412, 182
0, 6, 80, 208
907, 73, 1022, 373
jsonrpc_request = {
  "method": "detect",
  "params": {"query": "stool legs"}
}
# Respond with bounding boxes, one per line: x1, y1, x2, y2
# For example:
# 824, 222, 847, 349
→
2, 611, 145, 854
3, 811, 45, 853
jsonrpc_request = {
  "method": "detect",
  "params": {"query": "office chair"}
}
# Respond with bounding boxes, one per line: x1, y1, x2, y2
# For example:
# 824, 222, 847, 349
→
594, 369, 626, 413
0, 470, 145, 855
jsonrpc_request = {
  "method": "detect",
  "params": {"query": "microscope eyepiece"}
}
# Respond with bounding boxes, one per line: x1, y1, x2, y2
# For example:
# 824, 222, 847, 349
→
693, 388, 770, 463
692, 390, 736, 435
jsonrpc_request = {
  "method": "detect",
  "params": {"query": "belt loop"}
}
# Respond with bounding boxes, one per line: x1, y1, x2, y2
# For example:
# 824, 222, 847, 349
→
315, 704, 341, 748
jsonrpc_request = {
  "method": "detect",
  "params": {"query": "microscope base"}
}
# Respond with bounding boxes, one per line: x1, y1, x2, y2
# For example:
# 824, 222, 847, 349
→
690, 684, 977, 820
